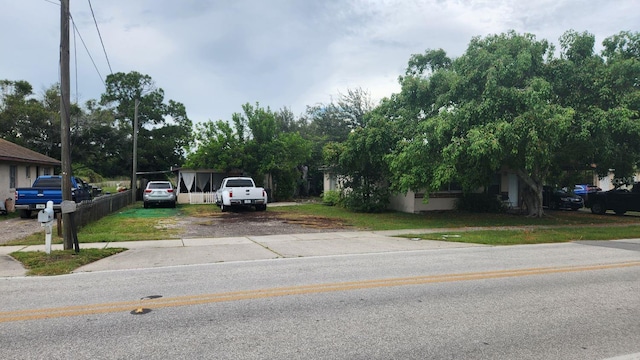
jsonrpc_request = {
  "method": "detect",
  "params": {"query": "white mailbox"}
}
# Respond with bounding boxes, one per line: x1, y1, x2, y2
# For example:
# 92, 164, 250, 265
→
38, 207, 54, 223
61, 200, 77, 214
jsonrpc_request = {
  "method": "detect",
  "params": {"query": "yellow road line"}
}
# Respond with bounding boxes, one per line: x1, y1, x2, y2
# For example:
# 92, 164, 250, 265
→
2, 261, 639, 323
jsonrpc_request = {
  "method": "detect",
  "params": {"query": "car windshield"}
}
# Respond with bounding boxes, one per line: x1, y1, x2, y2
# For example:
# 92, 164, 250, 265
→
226, 179, 254, 187
148, 182, 172, 189
34, 178, 62, 187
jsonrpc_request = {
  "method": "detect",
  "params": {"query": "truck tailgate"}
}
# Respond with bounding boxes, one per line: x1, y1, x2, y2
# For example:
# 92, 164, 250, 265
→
16, 188, 63, 208
234, 188, 264, 199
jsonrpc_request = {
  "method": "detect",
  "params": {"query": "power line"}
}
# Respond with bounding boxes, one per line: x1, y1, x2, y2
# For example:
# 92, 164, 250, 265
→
45, 0, 109, 87
87, 0, 113, 74
70, 14, 105, 86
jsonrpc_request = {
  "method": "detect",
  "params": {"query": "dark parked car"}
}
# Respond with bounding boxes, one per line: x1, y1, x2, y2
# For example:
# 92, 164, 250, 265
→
543, 186, 584, 211
588, 182, 640, 215
573, 184, 601, 205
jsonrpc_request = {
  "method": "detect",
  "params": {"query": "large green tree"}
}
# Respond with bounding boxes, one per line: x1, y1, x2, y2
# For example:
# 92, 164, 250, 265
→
592, 31, 640, 180
186, 102, 311, 201
543, 30, 640, 185
70, 99, 127, 179
389, 31, 575, 216
185, 119, 244, 172
0, 80, 59, 157
324, 108, 398, 212
100, 71, 193, 176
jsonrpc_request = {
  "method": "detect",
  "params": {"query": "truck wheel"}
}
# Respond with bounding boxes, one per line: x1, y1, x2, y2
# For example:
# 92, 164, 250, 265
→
220, 203, 228, 212
614, 209, 626, 216
256, 204, 267, 211
19, 209, 31, 219
590, 201, 606, 215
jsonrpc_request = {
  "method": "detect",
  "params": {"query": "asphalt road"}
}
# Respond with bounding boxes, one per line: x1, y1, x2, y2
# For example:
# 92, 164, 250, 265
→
1, 239, 639, 359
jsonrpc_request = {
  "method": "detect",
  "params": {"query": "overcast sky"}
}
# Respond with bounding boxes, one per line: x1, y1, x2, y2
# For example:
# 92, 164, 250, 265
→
1, 0, 638, 126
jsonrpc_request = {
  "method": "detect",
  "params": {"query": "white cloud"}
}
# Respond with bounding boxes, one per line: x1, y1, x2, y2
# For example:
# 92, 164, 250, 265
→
1, 0, 638, 125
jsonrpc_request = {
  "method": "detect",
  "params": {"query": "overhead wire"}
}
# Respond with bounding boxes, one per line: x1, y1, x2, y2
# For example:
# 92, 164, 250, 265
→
87, 0, 113, 74
45, 0, 106, 92
69, 14, 105, 86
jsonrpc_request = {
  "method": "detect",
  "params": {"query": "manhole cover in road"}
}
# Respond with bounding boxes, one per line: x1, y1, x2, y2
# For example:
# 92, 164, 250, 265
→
131, 295, 163, 315
131, 308, 152, 315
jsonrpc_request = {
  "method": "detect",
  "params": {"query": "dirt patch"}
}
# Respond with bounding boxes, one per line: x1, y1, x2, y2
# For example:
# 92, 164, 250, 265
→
0, 207, 352, 244
0, 217, 44, 245
176, 210, 352, 238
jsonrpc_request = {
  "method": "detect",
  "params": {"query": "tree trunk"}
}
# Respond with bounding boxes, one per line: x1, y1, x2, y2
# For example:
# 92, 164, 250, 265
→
516, 170, 544, 217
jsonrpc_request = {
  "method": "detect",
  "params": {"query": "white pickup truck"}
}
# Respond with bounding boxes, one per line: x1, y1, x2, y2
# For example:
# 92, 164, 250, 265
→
215, 177, 268, 212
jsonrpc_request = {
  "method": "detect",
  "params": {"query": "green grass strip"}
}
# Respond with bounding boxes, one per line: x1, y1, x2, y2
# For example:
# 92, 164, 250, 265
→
10, 248, 126, 276
401, 226, 640, 245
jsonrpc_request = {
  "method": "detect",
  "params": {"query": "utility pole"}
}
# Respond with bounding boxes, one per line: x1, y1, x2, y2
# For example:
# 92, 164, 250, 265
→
60, 0, 73, 250
132, 98, 139, 203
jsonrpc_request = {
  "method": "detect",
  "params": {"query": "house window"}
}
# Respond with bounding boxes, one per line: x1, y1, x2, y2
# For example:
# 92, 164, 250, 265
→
26, 166, 31, 179
438, 182, 462, 192
10, 165, 17, 188
43, 168, 50, 175
329, 174, 337, 190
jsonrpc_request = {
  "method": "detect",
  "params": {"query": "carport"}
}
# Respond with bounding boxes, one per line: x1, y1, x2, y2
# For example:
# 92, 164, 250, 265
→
173, 168, 241, 204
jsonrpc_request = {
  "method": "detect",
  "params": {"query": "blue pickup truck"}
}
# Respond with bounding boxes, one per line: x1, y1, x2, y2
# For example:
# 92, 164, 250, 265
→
14, 175, 92, 219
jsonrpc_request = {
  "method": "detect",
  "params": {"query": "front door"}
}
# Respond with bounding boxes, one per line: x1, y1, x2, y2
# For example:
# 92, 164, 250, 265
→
508, 173, 519, 208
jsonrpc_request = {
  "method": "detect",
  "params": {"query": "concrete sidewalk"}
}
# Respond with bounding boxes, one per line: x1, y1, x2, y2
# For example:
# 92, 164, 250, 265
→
0, 230, 486, 276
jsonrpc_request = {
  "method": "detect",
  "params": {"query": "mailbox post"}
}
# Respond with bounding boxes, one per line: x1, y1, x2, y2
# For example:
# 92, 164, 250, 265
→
38, 201, 55, 254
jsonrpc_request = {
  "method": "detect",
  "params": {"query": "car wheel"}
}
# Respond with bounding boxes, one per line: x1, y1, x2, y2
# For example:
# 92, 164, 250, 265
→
143, 202, 149, 209
614, 209, 626, 216
171, 201, 176, 208
591, 201, 606, 215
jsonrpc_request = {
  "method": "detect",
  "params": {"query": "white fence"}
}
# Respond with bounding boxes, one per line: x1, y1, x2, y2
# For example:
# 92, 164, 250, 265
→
181, 192, 216, 204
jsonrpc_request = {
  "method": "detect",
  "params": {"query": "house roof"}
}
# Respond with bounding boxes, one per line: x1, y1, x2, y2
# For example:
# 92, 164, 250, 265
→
0, 139, 61, 166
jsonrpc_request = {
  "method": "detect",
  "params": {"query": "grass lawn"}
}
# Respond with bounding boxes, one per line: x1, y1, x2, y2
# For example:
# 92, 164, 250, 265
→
400, 226, 640, 245
271, 204, 640, 230
10, 248, 126, 276
5, 204, 185, 246
5, 203, 640, 247
5, 202, 640, 276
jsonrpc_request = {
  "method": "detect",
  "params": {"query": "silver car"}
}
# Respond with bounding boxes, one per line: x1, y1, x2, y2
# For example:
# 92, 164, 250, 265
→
143, 181, 176, 208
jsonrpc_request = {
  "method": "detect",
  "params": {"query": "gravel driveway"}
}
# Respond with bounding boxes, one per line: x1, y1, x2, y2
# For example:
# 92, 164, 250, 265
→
0, 207, 352, 244
174, 210, 352, 238
1, 217, 44, 245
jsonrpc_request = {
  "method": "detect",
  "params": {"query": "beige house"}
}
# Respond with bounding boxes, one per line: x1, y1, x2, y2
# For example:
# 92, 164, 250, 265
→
323, 170, 520, 213
0, 139, 60, 211
589, 172, 640, 191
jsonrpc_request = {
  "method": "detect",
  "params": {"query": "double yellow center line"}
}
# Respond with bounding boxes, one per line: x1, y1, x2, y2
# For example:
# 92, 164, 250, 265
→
2, 261, 639, 323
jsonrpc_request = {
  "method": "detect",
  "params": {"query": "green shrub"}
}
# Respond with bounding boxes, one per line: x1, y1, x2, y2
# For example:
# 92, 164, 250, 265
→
455, 193, 505, 213
322, 190, 342, 206
342, 186, 389, 213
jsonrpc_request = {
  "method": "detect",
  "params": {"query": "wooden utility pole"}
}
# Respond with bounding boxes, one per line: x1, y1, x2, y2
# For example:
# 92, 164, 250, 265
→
60, 0, 73, 250
132, 98, 139, 203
